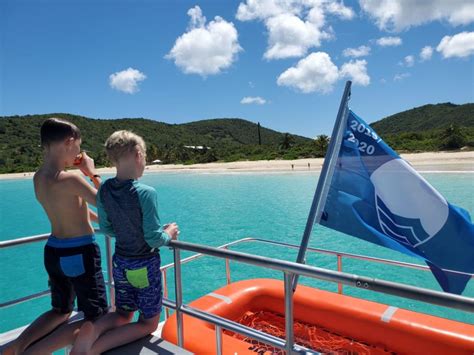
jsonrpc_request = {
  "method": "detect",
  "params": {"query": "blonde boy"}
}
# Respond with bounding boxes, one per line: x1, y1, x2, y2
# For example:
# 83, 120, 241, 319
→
72, 131, 178, 354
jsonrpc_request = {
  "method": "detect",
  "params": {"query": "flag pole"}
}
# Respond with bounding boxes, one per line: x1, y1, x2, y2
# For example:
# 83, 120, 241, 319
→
292, 81, 352, 291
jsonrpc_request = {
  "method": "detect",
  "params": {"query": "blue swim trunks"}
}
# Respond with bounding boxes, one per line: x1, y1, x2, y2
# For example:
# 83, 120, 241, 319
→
113, 253, 162, 319
44, 235, 108, 320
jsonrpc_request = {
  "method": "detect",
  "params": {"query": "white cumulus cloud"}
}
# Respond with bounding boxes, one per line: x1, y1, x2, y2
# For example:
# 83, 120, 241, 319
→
394, 72, 411, 81
241, 96, 267, 105
343, 45, 371, 58
360, 0, 474, 31
376, 36, 402, 47
236, 0, 294, 21
264, 12, 331, 59
277, 52, 339, 93
277, 52, 370, 94
167, 6, 242, 76
109, 68, 146, 94
339, 60, 370, 86
403, 55, 415, 67
436, 31, 474, 58
419, 46, 433, 61
236, 0, 355, 60
187, 5, 206, 29
326, 1, 355, 19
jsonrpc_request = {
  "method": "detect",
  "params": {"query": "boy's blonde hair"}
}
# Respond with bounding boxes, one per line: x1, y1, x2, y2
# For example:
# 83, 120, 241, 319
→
105, 130, 146, 164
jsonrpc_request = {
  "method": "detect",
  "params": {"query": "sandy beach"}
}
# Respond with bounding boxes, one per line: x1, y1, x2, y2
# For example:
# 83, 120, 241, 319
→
1, 151, 473, 180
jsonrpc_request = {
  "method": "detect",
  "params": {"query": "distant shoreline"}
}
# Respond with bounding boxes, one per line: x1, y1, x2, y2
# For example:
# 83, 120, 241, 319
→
1, 151, 473, 180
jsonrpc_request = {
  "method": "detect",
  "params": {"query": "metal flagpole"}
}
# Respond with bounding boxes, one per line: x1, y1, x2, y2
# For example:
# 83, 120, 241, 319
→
292, 81, 352, 291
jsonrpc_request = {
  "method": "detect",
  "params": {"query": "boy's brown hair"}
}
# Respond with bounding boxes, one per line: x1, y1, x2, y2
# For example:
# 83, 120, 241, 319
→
105, 130, 146, 165
41, 118, 81, 148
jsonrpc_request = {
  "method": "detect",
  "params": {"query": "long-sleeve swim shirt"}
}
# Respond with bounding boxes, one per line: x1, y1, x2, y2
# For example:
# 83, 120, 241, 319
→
97, 178, 171, 258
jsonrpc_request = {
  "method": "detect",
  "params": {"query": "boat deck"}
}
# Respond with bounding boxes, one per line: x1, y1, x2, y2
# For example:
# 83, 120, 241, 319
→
104, 334, 192, 355
0, 319, 192, 355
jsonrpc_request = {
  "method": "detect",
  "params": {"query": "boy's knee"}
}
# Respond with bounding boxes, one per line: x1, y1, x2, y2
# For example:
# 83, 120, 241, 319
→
116, 309, 134, 322
140, 315, 160, 333
52, 308, 72, 320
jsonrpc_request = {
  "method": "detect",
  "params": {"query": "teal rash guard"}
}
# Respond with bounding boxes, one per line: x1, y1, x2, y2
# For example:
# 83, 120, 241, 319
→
97, 178, 171, 258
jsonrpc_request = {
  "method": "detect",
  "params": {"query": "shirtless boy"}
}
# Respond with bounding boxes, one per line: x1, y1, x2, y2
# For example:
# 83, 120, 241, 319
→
4, 118, 108, 354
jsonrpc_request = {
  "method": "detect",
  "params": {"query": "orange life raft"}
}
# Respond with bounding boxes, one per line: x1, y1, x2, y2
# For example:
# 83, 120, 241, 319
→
162, 278, 474, 354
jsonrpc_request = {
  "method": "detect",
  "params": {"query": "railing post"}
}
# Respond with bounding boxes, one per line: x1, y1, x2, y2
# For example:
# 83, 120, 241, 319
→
215, 325, 223, 355
105, 235, 115, 310
225, 247, 231, 285
173, 247, 184, 348
337, 254, 343, 294
162, 269, 170, 319
284, 272, 294, 355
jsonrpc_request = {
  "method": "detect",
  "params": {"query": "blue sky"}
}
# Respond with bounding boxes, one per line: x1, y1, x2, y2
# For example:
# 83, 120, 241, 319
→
1, 0, 473, 137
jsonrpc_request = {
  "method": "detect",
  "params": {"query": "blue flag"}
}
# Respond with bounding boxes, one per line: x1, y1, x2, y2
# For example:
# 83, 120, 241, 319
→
319, 110, 474, 294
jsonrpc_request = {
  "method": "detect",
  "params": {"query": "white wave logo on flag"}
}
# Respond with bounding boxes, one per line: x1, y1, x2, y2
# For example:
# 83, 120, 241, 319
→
370, 159, 449, 247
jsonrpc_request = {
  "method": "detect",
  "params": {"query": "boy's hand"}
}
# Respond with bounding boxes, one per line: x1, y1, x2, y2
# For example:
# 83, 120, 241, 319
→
77, 152, 98, 178
164, 223, 179, 240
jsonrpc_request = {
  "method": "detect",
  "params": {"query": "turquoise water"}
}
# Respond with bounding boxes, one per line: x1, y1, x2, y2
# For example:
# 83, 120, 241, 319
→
1, 171, 473, 333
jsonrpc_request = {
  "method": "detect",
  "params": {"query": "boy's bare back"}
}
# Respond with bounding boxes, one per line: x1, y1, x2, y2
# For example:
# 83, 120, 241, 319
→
34, 169, 95, 238
3, 118, 108, 355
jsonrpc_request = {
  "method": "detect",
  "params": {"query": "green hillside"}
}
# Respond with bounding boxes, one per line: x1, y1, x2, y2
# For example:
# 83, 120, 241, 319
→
371, 103, 474, 152
182, 118, 308, 146
0, 113, 320, 174
1, 102, 473, 174
371, 103, 474, 134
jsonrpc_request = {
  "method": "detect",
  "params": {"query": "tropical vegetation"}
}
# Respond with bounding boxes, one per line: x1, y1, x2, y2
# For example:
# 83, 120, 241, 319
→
0, 102, 472, 174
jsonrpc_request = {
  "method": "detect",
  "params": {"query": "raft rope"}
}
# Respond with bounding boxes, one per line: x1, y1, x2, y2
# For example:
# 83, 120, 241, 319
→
224, 310, 396, 354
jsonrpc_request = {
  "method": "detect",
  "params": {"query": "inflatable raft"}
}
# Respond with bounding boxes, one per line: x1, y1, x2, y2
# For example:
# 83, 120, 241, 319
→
162, 278, 474, 354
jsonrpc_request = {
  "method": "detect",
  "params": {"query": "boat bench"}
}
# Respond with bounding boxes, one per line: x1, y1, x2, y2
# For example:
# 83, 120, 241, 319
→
0, 336, 191, 355
104, 335, 193, 355
0, 312, 192, 355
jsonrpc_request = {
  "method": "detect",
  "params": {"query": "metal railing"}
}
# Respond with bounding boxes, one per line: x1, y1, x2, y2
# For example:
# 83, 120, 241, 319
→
1, 232, 474, 354
159, 237, 474, 311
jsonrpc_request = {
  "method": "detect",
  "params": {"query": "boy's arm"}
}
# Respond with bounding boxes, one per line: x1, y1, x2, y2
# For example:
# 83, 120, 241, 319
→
76, 152, 102, 189
137, 186, 171, 248
96, 186, 115, 236
89, 209, 98, 223
66, 174, 98, 206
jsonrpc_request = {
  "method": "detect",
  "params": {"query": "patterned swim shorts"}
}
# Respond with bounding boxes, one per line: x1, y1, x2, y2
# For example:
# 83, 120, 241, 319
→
113, 253, 162, 319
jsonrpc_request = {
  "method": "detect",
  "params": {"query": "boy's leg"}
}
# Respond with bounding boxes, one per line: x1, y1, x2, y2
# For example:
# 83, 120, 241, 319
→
2, 309, 71, 355
90, 313, 160, 354
91, 254, 162, 353
71, 251, 135, 354
22, 317, 85, 355
73, 243, 108, 322
5, 244, 76, 354
71, 310, 134, 355
83, 254, 162, 354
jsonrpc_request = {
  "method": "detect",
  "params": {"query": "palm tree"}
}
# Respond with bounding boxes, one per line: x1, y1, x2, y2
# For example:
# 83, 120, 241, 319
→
440, 124, 466, 150
314, 135, 329, 156
279, 133, 295, 150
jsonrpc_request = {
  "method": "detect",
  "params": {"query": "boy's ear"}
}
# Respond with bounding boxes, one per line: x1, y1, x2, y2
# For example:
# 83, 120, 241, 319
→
63, 137, 78, 151
133, 149, 140, 161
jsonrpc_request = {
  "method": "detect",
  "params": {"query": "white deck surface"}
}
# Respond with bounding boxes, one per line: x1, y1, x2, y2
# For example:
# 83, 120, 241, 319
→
0, 319, 192, 355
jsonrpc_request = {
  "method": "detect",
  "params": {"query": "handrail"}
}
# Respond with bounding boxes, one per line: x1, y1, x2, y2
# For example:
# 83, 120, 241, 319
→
0, 233, 50, 248
1, 233, 473, 310
2, 232, 474, 354
234, 237, 474, 277
4, 234, 472, 278
169, 240, 474, 313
